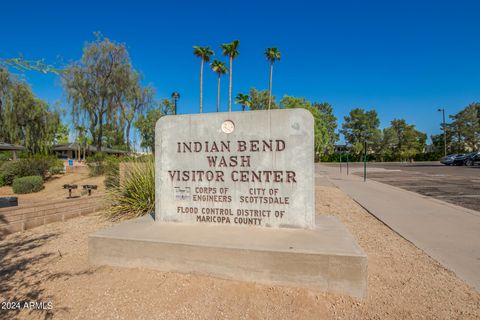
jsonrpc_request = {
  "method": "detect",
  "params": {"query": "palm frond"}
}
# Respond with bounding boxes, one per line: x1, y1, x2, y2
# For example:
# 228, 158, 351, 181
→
210, 59, 228, 75
264, 47, 281, 63
193, 46, 214, 61
221, 40, 240, 58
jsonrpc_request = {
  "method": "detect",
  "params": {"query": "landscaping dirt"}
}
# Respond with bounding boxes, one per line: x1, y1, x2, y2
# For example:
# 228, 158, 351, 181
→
0, 171, 105, 206
0, 185, 479, 319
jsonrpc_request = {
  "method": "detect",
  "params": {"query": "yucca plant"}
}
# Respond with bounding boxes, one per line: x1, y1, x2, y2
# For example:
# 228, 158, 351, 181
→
106, 156, 155, 220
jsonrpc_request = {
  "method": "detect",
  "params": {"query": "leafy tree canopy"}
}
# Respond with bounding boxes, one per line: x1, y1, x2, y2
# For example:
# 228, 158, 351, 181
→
448, 103, 480, 151
341, 108, 381, 154
279, 95, 337, 158
0, 68, 62, 154
63, 33, 154, 152
382, 119, 427, 161
135, 99, 174, 152
248, 88, 277, 110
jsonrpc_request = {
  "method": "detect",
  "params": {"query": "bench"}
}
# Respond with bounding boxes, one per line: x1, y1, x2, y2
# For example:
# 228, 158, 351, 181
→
63, 184, 78, 198
82, 184, 98, 196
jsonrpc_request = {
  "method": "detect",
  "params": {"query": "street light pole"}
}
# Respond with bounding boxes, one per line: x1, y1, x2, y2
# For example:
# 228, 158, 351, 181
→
438, 108, 446, 156
363, 141, 367, 182
171, 92, 180, 115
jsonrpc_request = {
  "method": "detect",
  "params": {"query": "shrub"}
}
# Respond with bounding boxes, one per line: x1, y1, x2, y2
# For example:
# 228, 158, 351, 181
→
86, 152, 108, 176
106, 156, 154, 220
86, 153, 131, 186
104, 156, 122, 189
0, 156, 63, 185
12, 176, 44, 194
1, 161, 23, 185
0, 174, 5, 187
0, 152, 10, 161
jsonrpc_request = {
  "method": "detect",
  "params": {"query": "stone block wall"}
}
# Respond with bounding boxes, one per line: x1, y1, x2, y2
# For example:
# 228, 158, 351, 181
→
0, 195, 106, 237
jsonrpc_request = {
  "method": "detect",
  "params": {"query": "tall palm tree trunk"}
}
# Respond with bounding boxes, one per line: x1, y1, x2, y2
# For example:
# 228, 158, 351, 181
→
268, 62, 273, 110
228, 56, 232, 112
216, 74, 221, 112
200, 58, 204, 113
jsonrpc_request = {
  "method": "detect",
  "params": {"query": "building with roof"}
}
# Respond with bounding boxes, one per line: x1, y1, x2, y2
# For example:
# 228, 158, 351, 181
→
0, 142, 26, 160
53, 143, 128, 160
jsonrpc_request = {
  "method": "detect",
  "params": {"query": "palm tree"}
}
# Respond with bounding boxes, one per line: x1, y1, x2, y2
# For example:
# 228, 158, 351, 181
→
220, 40, 240, 112
210, 60, 228, 112
263, 47, 281, 110
235, 93, 250, 112
193, 46, 214, 113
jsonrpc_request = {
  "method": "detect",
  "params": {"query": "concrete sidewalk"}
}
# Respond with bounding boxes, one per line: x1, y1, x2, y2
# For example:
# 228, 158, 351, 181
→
317, 164, 480, 292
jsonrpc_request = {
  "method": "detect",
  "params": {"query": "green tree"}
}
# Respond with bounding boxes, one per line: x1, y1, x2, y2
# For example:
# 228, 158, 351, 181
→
263, 48, 281, 110
193, 46, 214, 113
431, 132, 453, 155
0, 68, 12, 140
210, 60, 228, 112
235, 93, 250, 111
220, 40, 239, 111
449, 103, 480, 151
135, 99, 174, 152
0, 57, 61, 74
63, 35, 134, 152
0, 68, 61, 153
313, 102, 338, 155
117, 71, 155, 150
384, 119, 427, 161
341, 108, 381, 155
248, 88, 277, 110
280, 96, 332, 159
75, 125, 89, 160
55, 123, 70, 144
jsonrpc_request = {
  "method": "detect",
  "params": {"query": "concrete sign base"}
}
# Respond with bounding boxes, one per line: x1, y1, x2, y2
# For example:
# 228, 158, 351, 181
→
89, 214, 367, 298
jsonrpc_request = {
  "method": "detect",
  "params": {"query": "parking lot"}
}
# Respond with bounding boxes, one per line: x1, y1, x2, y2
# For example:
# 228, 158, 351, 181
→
332, 162, 480, 212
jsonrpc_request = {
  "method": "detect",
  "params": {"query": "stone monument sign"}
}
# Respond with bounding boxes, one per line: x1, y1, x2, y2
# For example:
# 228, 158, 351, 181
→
155, 108, 314, 229
90, 108, 367, 298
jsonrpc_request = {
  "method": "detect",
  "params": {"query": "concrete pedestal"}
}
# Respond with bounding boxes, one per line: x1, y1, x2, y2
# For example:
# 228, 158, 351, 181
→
89, 215, 367, 298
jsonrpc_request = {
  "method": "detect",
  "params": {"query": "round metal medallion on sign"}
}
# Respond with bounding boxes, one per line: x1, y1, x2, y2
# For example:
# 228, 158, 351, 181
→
221, 120, 235, 134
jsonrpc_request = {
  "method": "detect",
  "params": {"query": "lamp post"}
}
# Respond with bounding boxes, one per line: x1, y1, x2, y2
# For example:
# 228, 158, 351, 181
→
171, 92, 180, 115
438, 108, 446, 157
363, 141, 367, 182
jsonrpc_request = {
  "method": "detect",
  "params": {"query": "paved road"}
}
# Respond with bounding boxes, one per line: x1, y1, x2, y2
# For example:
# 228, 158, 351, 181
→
323, 162, 480, 212
317, 163, 480, 292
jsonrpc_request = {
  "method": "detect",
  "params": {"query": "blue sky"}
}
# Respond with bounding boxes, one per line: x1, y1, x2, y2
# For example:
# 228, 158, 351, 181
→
2, 0, 479, 144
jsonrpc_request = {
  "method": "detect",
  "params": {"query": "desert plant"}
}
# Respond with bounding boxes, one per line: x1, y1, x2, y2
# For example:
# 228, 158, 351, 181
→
104, 156, 122, 189
86, 153, 130, 185
106, 156, 154, 220
12, 176, 44, 194
0, 153, 10, 161
86, 152, 108, 176
1, 159, 41, 184
0, 156, 63, 185
0, 161, 21, 184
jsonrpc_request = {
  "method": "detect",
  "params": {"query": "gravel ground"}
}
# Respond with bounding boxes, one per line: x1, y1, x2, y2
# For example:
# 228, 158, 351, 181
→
0, 186, 479, 319
0, 171, 105, 206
